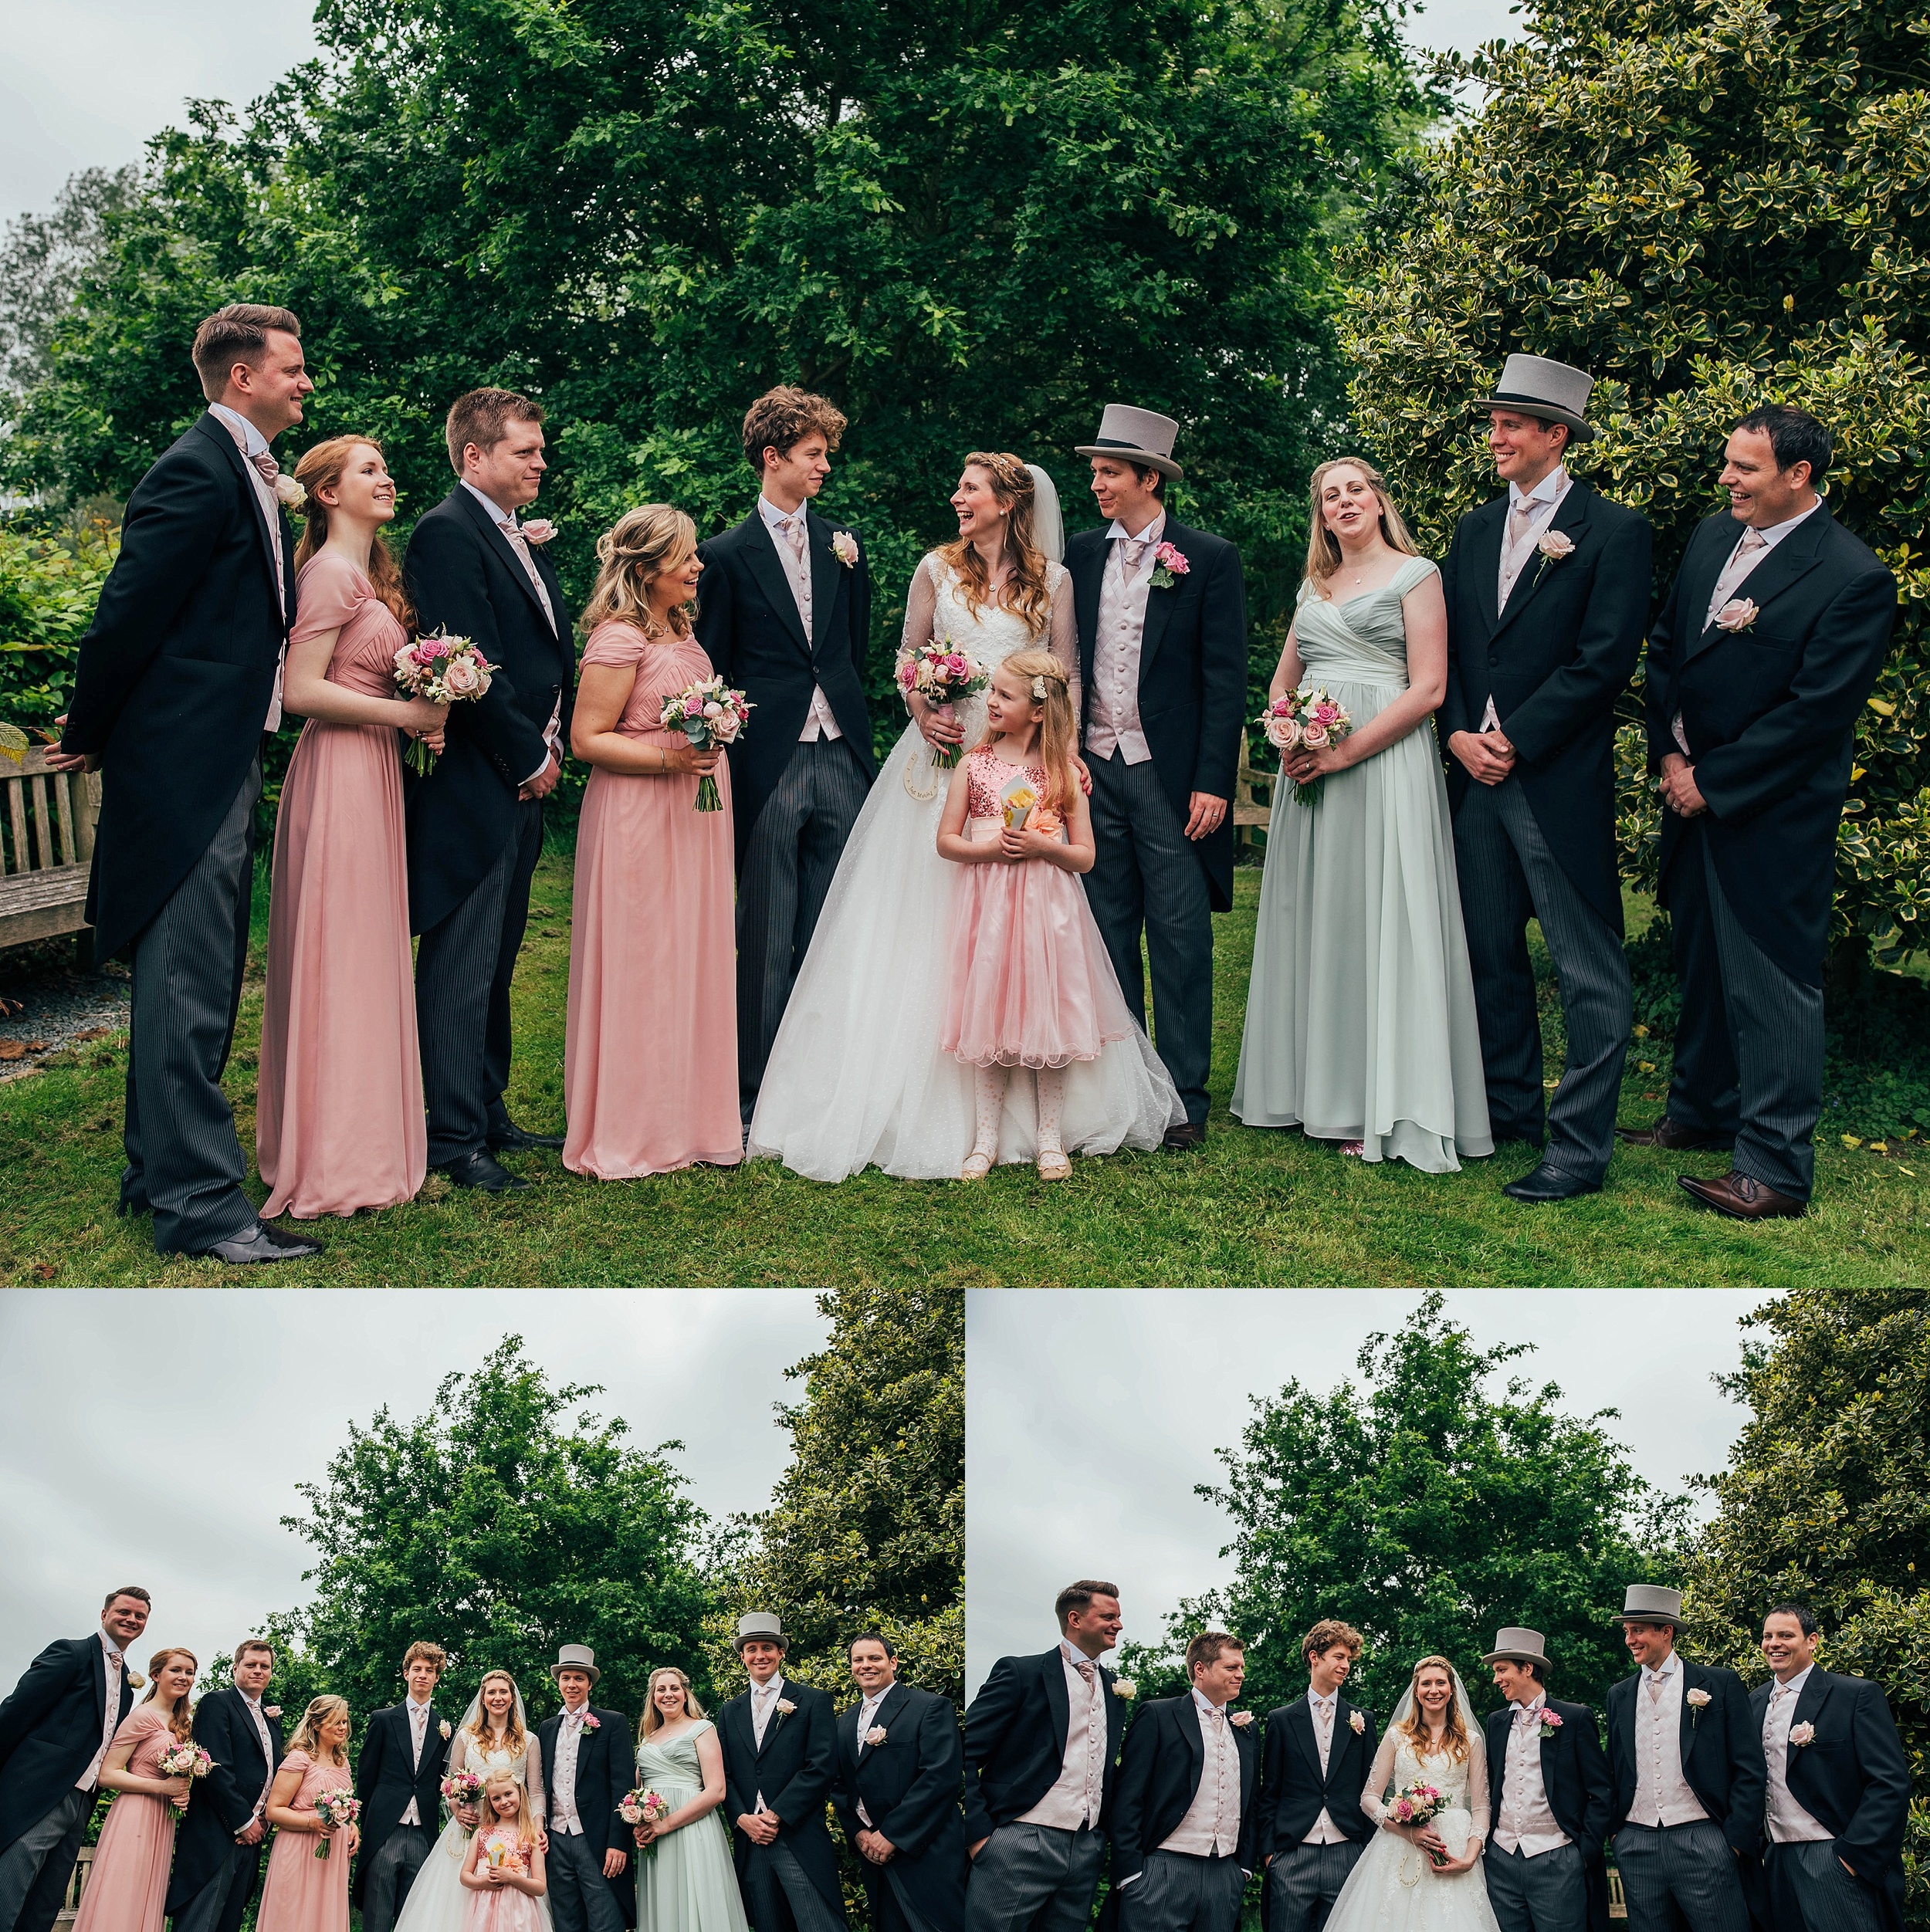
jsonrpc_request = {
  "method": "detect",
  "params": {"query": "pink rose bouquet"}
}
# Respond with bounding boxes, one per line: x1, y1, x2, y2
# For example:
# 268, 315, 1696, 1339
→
393, 631, 496, 774
659, 675, 753, 812
619, 1787, 672, 1854
896, 640, 989, 768
1256, 685, 1354, 805
1384, 1781, 1448, 1866
441, 1769, 485, 1811
312, 1788, 359, 1859
156, 1740, 212, 1817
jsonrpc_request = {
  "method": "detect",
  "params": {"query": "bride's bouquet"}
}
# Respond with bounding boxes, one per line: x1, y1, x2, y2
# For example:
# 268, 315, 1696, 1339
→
312, 1788, 360, 1859
896, 640, 989, 769
659, 676, 753, 812
441, 1768, 485, 1812
1257, 686, 1354, 806
1385, 1781, 1449, 1867
393, 631, 496, 775
618, 1786, 672, 1854
155, 1739, 212, 1817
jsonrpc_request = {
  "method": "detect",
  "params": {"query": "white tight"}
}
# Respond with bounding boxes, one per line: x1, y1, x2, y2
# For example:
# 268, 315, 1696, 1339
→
970, 1064, 1067, 1161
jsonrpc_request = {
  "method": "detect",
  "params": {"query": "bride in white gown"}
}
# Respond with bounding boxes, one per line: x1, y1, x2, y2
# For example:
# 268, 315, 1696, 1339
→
1323, 1656, 1500, 1932
395, 1669, 551, 1932
747, 451, 1182, 1180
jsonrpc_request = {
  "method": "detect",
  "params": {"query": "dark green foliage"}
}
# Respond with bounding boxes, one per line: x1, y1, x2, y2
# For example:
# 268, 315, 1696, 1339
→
0, 519, 117, 735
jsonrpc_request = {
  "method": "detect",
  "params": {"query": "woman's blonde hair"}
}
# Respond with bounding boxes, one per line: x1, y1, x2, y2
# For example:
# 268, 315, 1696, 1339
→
581, 504, 698, 639
1396, 1656, 1471, 1763
482, 1772, 537, 1846
291, 436, 415, 629
468, 1670, 527, 1755
1302, 457, 1420, 593
980, 648, 1078, 816
938, 453, 1052, 640
141, 1647, 198, 1743
638, 1666, 707, 1743
288, 1695, 352, 1765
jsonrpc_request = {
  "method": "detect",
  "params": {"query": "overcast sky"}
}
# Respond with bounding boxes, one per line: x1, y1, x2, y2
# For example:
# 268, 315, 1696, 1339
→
0, 1290, 828, 1696
965, 1290, 1766, 1700
0, 0, 1522, 228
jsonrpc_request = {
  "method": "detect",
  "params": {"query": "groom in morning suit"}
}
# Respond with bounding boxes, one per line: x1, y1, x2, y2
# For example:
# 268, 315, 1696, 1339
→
1439, 355, 1653, 1204
1254, 1620, 1377, 1932
403, 387, 573, 1193
168, 1637, 285, 1932
694, 387, 877, 1125
960, 1580, 1128, 1932
354, 1640, 455, 1932
49, 305, 317, 1264
1621, 406, 1897, 1220
1069, 408, 1248, 1146
540, 1646, 635, 1932
1110, 1632, 1260, 1932
1606, 1585, 1763, 1932
1481, 1626, 1612, 1932
1752, 1604, 1909, 1932
0, 1588, 147, 1932
717, 1613, 848, 1932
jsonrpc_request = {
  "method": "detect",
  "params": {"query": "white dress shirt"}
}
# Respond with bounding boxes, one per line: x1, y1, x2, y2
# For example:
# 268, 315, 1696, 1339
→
79, 1628, 127, 1790
1302, 1690, 1347, 1845
208, 400, 288, 732
1493, 1693, 1570, 1856
854, 1687, 891, 1828
758, 496, 843, 743
1762, 1667, 1832, 1845
750, 1674, 787, 1812
1017, 1644, 1108, 1831
551, 1705, 591, 1834
1085, 513, 1166, 764
461, 478, 564, 785
240, 1692, 276, 1819
1629, 1654, 1712, 1828
1479, 465, 1573, 733
1157, 1689, 1241, 1859
398, 1696, 435, 1827
1702, 498, 1823, 630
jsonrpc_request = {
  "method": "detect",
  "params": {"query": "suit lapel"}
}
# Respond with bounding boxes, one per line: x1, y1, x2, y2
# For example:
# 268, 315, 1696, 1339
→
738, 510, 812, 658
862, 1683, 909, 1759
193, 414, 288, 618
451, 486, 558, 638
1468, 499, 1505, 638
806, 509, 841, 655
1178, 1693, 1205, 1784
1070, 538, 1107, 695
1687, 509, 1833, 661
1678, 1663, 1702, 1771
1785, 1670, 1831, 1788
1289, 1699, 1325, 1784
1138, 519, 1185, 682
1488, 482, 1595, 647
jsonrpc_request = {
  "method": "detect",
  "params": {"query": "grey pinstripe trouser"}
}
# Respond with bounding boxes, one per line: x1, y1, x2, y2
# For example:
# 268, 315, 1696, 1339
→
1265, 1840, 1363, 1932
1119, 1850, 1246, 1932
743, 1840, 848, 1932
1766, 1841, 1884, 1932
1487, 1841, 1588, 1932
1614, 1821, 1749, 1932
966, 1822, 1105, 1932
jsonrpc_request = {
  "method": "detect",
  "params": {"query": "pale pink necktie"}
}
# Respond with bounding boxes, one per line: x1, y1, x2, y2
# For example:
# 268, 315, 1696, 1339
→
1508, 499, 1537, 550
1647, 1674, 1665, 1705
1708, 527, 1769, 623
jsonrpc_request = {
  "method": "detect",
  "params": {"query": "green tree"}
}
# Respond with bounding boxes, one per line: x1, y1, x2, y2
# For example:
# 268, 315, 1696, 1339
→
1336, 0, 1930, 963
1126, 1293, 1688, 1721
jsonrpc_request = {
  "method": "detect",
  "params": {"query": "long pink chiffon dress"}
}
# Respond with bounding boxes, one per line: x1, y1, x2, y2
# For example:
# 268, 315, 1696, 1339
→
940, 746, 1137, 1068
255, 1751, 352, 1932
71, 1706, 175, 1932
564, 620, 742, 1178
257, 551, 426, 1218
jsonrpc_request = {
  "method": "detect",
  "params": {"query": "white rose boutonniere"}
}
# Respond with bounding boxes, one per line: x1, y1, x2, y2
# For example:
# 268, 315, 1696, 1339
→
1228, 1710, 1254, 1727
440, 1720, 453, 1739
1789, 1721, 1816, 1747
865, 1726, 889, 1747
1112, 1680, 1136, 1701
1536, 528, 1576, 562
518, 517, 557, 546
831, 530, 859, 568
1349, 1710, 1366, 1734
273, 473, 307, 513
1685, 1687, 1712, 1725
125, 1673, 145, 1690
1714, 597, 1759, 633
775, 1698, 797, 1717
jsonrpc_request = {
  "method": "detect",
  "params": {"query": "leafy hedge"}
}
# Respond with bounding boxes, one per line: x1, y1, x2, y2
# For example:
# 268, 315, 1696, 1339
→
0, 518, 116, 736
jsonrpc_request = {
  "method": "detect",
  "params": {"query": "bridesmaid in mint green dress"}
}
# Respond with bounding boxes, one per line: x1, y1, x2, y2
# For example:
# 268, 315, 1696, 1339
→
631, 1669, 751, 1932
1232, 458, 1493, 1170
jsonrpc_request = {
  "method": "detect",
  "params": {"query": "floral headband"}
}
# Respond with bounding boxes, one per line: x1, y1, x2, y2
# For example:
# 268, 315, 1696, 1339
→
1032, 675, 1048, 700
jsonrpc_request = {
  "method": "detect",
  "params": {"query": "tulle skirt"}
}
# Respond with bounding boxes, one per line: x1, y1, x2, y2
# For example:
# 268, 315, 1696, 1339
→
1324, 1813, 1501, 1932
395, 1817, 552, 1932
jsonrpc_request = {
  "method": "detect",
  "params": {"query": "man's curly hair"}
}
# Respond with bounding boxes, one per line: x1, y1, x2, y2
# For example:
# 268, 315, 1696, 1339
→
741, 386, 848, 474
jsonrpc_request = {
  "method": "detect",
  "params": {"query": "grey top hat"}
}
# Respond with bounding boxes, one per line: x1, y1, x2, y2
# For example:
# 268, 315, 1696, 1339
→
733, 1612, 790, 1653
1472, 354, 1598, 443
1481, 1627, 1552, 1669
549, 1643, 601, 1685
1613, 1584, 1685, 1626
1076, 403, 1184, 480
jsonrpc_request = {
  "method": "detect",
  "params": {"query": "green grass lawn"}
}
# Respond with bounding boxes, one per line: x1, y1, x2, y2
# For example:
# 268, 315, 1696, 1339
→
3, 855, 1926, 1285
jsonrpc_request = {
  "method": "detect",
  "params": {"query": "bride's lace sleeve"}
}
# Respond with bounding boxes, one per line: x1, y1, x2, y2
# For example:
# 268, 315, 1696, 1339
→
1465, 1728, 1489, 1841
1360, 1728, 1398, 1825
526, 1734, 547, 1822
899, 554, 942, 706
1048, 563, 1082, 725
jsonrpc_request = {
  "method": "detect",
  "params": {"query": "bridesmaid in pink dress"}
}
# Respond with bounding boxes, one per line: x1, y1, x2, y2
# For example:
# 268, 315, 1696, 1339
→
73, 1647, 198, 1932
564, 504, 742, 1176
258, 437, 446, 1219
256, 1697, 357, 1932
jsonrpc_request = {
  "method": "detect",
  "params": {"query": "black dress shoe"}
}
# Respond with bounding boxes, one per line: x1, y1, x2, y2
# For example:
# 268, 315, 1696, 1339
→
200, 1223, 325, 1265
436, 1149, 531, 1193
1502, 1162, 1602, 1204
1616, 1116, 1734, 1151
486, 1118, 565, 1152
1163, 1121, 1207, 1150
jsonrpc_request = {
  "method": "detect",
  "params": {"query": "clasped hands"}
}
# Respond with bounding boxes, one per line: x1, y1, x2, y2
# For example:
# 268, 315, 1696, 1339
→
1448, 729, 1516, 788
736, 1809, 782, 1847
1390, 1819, 1479, 1877
1658, 750, 1708, 818
855, 1829, 897, 1866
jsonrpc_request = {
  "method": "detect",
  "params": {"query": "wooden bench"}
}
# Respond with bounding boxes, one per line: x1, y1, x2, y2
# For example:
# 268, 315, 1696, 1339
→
1234, 750, 1273, 858
1, 746, 101, 966
1608, 1867, 1627, 1919
52, 1842, 93, 1928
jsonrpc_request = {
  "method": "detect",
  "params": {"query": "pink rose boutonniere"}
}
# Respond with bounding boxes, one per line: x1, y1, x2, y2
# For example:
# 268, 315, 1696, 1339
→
831, 530, 859, 568
1789, 1722, 1816, 1747
263, 1707, 283, 1721
1714, 598, 1759, 633
517, 517, 557, 546
1228, 1710, 1254, 1727
1526, 525, 1575, 591
440, 1720, 453, 1739
865, 1726, 889, 1746
1150, 542, 1190, 590
1539, 1710, 1564, 1740
774, 1698, 797, 1717
581, 1712, 601, 1731
1349, 1710, 1366, 1734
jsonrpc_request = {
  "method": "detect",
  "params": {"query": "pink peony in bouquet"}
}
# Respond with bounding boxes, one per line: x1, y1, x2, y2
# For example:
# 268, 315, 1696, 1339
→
659, 676, 753, 812
895, 639, 989, 768
312, 1788, 360, 1859
155, 1740, 212, 1817
1383, 1781, 1449, 1866
618, 1787, 672, 1854
441, 1769, 485, 1812
393, 631, 496, 774
1256, 685, 1354, 806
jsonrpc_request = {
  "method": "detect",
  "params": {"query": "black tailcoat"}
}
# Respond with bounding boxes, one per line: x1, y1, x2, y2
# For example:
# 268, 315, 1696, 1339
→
1607, 1660, 1765, 1852
832, 1682, 969, 1932
693, 506, 877, 871
349, 1700, 453, 1906
716, 1678, 845, 1914
167, 1687, 283, 1910
1254, 1695, 1377, 1856
960, 1647, 1127, 1846
1439, 481, 1654, 932
401, 486, 573, 934
59, 412, 296, 960
1482, 1698, 1613, 1932
1108, 1693, 1260, 1879
1643, 506, 1896, 986
0, 1634, 136, 1852
1747, 1670, 1909, 1932
1066, 519, 1248, 912
540, 1705, 638, 1927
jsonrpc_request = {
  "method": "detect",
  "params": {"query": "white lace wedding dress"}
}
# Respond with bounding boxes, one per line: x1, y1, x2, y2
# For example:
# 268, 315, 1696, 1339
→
394, 1727, 551, 1932
747, 553, 1183, 1180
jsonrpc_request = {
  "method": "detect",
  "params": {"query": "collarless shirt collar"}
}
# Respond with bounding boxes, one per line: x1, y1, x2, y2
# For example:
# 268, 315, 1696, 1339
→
208, 401, 269, 459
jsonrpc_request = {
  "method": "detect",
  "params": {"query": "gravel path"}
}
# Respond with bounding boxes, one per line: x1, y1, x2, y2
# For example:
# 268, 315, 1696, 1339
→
0, 940, 131, 1077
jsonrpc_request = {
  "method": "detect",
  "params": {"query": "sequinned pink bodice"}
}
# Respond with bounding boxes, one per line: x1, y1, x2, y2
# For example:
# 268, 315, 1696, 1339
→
965, 746, 1048, 821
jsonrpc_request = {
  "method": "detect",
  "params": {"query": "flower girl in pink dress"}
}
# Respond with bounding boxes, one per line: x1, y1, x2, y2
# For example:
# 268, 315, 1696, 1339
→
459, 1775, 547, 1931
937, 650, 1151, 1181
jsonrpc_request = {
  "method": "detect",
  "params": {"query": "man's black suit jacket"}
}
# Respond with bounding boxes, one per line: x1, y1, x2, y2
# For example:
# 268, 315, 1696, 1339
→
540, 1706, 638, 1927
0, 1634, 136, 1852
1109, 1693, 1260, 1880
1066, 519, 1248, 913
1748, 1670, 1909, 1932
349, 1700, 453, 1903
960, 1647, 1126, 1846
716, 1679, 845, 1914
1482, 1698, 1613, 1932
60, 412, 296, 959
401, 486, 573, 934
693, 505, 877, 870
832, 1682, 968, 1932
1606, 1660, 1765, 1852
1439, 480, 1654, 933
1643, 506, 1896, 986
1254, 1694, 1377, 1856
167, 1687, 284, 1910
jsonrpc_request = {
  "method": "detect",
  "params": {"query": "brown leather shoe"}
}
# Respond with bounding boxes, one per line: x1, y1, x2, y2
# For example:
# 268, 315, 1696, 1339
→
1678, 1170, 1806, 1220
1617, 1116, 1733, 1151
